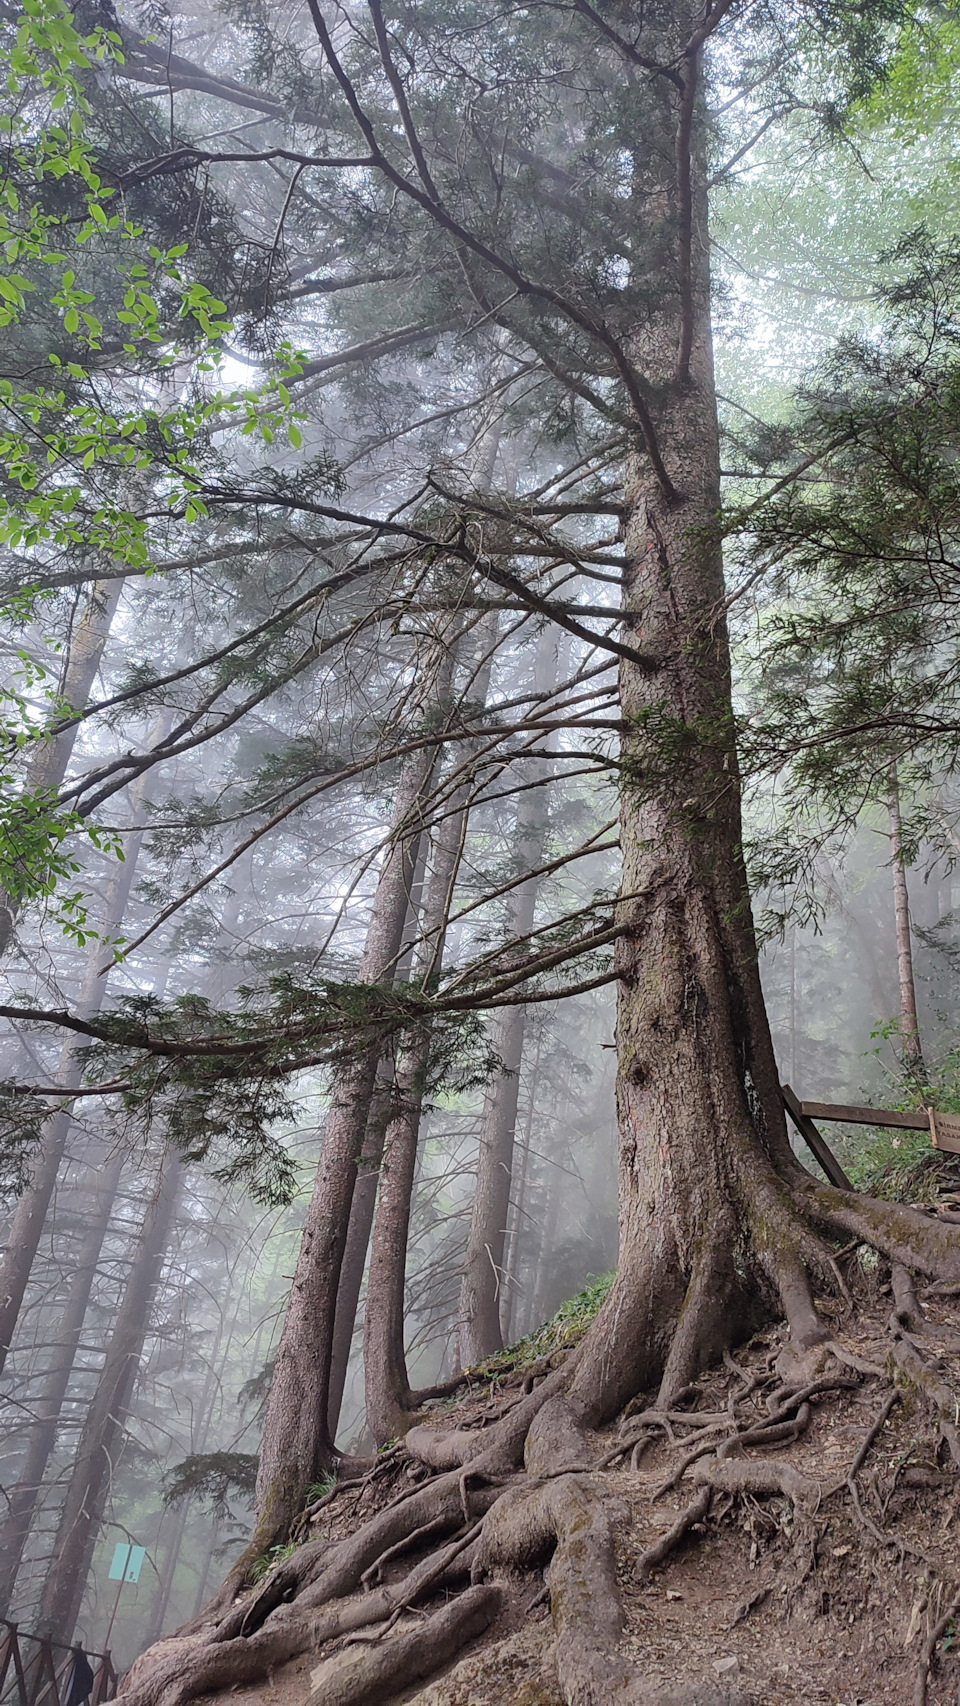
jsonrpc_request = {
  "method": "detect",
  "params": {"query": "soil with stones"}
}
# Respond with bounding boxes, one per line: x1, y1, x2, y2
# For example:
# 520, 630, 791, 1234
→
116, 1217, 960, 1706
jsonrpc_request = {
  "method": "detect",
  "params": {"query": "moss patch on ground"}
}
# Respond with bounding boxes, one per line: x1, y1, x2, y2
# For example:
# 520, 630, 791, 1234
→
460, 1271, 615, 1385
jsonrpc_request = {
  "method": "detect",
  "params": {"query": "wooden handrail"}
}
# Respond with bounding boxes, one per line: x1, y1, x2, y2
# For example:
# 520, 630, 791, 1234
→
0, 1624, 116, 1706
782, 1085, 960, 1174
781, 1085, 853, 1190
799, 1099, 929, 1132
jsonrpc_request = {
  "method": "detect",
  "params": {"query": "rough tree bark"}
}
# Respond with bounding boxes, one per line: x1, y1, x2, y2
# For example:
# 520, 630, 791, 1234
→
37, 1145, 182, 1643
458, 632, 556, 1364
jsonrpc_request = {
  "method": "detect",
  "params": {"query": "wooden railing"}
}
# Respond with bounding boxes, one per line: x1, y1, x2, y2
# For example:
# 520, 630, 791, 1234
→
782, 1082, 960, 1190
0, 1623, 117, 1706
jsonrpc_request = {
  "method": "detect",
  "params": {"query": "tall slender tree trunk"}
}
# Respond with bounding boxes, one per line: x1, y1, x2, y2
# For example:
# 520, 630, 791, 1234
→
325, 440, 508, 1446
0, 578, 122, 958
143, 1500, 190, 1650
0, 1147, 126, 1617
249, 650, 454, 1557
36, 1148, 182, 1644
325, 1068, 395, 1444
363, 624, 500, 1444
458, 636, 557, 1365
888, 767, 925, 1078
189, 1539, 217, 1622
526, 1170, 561, 1338
500, 1034, 540, 1344
325, 836, 429, 1443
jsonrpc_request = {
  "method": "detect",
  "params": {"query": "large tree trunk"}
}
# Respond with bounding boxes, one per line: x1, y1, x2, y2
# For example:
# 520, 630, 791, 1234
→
0, 578, 122, 958
458, 635, 557, 1365
0, 1146, 126, 1617
570, 20, 801, 1426
37, 1147, 182, 1643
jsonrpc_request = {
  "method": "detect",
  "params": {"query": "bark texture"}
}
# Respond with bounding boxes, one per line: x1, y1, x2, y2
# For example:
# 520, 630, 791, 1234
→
570, 12, 801, 1425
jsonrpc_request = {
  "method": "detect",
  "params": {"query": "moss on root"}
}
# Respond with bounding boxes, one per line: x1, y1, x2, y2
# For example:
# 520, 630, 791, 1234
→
458, 1273, 615, 1386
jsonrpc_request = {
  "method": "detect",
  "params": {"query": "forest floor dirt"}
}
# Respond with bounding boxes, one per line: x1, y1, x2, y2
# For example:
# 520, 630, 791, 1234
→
196, 1261, 960, 1706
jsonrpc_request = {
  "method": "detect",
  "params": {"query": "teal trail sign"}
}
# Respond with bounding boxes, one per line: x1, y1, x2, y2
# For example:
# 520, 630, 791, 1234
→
108, 1543, 146, 1583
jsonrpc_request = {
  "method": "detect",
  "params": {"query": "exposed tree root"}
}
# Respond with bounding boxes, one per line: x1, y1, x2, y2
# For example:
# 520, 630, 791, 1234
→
118, 1185, 960, 1706
476, 1473, 742, 1705
307, 1583, 501, 1706
915, 1581, 960, 1706
636, 1485, 711, 1578
403, 1365, 571, 1474
892, 1334, 960, 1468
806, 1182, 960, 1282
687, 1455, 820, 1512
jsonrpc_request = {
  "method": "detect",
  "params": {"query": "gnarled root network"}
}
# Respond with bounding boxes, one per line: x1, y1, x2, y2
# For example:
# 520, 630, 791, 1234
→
116, 1185, 960, 1706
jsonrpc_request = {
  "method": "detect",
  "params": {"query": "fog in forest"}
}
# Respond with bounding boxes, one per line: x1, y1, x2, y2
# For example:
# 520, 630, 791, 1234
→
0, 0, 959, 1689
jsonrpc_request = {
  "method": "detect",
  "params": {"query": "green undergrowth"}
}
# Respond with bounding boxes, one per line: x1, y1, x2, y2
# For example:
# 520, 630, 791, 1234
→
461, 1271, 616, 1385
857, 1138, 960, 1203
249, 1539, 299, 1582
842, 1114, 960, 1202
843, 1045, 960, 1201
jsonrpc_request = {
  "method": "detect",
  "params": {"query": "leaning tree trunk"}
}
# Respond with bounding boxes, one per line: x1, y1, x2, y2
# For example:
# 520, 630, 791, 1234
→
568, 19, 808, 1427
363, 618, 502, 1443
248, 646, 456, 1565
362, 813, 467, 1444
0, 577, 122, 959
0, 1146, 126, 1617
325, 470, 507, 1446
325, 922, 424, 1440
458, 633, 557, 1365
36, 1147, 182, 1644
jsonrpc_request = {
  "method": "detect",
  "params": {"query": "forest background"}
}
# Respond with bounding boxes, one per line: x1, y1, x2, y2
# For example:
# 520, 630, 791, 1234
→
1, 0, 960, 1677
